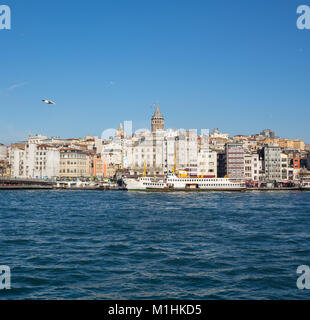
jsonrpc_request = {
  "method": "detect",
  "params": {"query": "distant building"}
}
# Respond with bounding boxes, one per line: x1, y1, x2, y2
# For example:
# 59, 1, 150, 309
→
151, 104, 164, 132
278, 139, 305, 151
210, 128, 230, 140
28, 134, 47, 144
260, 129, 275, 139
0, 143, 7, 161
307, 153, 310, 171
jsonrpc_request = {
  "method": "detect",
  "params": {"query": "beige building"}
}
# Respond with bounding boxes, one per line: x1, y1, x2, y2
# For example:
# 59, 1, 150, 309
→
59, 148, 90, 177
278, 139, 305, 151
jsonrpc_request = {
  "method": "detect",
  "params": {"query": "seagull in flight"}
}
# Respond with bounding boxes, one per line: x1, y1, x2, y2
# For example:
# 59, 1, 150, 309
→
42, 99, 56, 105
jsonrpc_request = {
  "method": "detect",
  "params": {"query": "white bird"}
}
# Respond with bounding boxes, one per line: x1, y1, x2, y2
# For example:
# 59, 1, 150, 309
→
42, 99, 56, 105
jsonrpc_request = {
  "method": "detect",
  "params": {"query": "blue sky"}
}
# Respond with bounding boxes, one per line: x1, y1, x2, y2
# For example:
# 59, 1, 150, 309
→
1, 0, 310, 144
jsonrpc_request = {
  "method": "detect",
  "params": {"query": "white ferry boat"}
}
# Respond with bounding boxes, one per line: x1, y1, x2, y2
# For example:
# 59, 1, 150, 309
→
123, 175, 245, 191
122, 177, 167, 191
166, 174, 246, 191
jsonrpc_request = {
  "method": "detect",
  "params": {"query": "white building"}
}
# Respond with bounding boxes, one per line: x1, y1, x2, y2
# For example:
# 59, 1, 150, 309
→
121, 127, 199, 176
9, 144, 26, 178
176, 130, 198, 175
197, 148, 217, 177
34, 144, 60, 178
28, 135, 47, 144
10, 143, 60, 179
124, 129, 164, 176
244, 153, 262, 182
280, 153, 289, 181
210, 128, 230, 140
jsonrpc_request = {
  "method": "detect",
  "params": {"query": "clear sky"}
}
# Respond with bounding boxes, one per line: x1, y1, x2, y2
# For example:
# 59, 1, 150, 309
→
1, 0, 310, 144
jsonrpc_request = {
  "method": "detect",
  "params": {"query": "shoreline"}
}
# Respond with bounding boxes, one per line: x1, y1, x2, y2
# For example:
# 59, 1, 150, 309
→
0, 186, 309, 192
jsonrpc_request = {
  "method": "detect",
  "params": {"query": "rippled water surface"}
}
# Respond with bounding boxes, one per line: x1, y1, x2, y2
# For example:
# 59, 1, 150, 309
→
1, 190, 310, 299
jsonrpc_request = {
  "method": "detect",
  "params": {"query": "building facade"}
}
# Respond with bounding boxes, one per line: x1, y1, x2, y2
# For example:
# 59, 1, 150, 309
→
59, 148, 90, 178
197, 148, 217, 178
262, 145, 281, 182
244, 153, 261, 182
225, 143, 245, 179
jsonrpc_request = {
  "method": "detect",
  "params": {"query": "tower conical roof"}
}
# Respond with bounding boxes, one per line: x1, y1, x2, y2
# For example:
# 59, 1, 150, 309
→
152, 104, 163, 118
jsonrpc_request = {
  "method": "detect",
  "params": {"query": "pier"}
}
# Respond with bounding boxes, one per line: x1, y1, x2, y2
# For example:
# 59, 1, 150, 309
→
0, 177, 53, 190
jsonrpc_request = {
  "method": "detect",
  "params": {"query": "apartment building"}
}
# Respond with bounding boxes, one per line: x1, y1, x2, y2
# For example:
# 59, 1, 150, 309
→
262, 145, 281, 182
10, 143, 60, 179
197, 148, 217, 178
244, 153, 261, 182
225, 143, 245, 179
59, 148, 90, 177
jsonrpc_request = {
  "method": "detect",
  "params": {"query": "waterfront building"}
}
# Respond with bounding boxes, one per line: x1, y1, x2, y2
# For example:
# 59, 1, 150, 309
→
175, 130, 198, 176
280, 152, 303, 181
261, 145, 281, 182
224, 143, 245, 179
308, 153, 310, 171
217, 152, 226, 178
92, 154, 107, 177
33, 144, 60, 178
244, 153, 261, 182
121, 107, 199, 177
9, 143, 26, 178
197, 148, 217, 178
59, 148, 90, 178
9, 143, 60, 179
280, 153, 289, 181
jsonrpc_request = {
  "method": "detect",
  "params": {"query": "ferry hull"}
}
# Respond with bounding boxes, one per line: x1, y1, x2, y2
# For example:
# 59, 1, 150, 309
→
127, 188, 246, 192
123, 175, 246, 192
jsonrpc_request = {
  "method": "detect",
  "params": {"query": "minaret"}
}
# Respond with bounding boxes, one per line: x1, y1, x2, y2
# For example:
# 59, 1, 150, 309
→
151, 104, 164, 132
